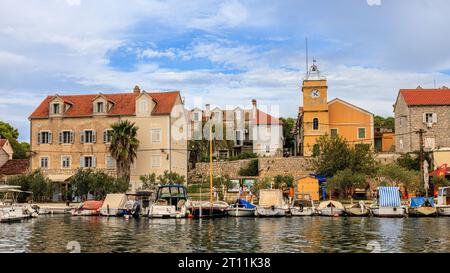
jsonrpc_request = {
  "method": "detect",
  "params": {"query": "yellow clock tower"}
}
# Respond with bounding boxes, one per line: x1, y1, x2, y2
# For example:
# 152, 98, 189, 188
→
301, 62, 329, 156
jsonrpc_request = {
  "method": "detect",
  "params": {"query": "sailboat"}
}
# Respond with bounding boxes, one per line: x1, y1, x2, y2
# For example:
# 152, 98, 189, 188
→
187, 121, 228, 218
408, 160, 437, 217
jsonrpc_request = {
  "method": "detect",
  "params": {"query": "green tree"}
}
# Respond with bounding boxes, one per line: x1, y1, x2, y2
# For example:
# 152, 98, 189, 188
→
9, 170, 51, 202
273, 175, 294, 188
0, 121, 29, 159
139, 173, 157, 190
250, 177, 272, 197
238, 159, 259, 176
109, 120, 139, 184
328, 169, 367, 199
280, 117, 296, 149
374, 116, 395, 131
375, 164, 421, 194
157, 170, 186, 185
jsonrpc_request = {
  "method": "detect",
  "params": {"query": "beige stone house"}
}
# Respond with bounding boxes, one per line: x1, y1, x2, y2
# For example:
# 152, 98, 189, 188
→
0, 139, 13, 168
29, 86, 188, 194
394, 87, 450, 153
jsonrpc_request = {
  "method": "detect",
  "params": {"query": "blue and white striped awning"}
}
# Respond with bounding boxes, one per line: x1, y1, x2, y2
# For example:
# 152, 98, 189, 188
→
379, 186, 401, 207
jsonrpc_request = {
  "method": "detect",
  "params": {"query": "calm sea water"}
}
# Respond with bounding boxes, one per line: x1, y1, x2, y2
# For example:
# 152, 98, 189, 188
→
0, 215, 448, 253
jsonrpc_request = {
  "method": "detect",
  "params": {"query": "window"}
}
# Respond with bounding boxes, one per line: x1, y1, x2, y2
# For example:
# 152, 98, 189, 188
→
139, 100, 148, 113
266, 145, 270, 153
80, 156, 96, 168
151, 129, 161, 144
358, 128, 366, 139
151, 155, 161, 168
40, 157, 49, 169
313, 118, 319, 130
424, 137, 435, 150
81, 130, 96, 143
61, 156, 71, 168
399, 139, 404, 150
59, 131, 73, 144
38, 131, 52, 144
193, 112, 200, 121
103, 129, 113, 143
96, 102, 104, 113
106, 155, 116, 169
235, 130, 242, 146
330, 128, 338, 138
52, 103, 60, 114
423, 113, 437, 124
234, 111, 242, 121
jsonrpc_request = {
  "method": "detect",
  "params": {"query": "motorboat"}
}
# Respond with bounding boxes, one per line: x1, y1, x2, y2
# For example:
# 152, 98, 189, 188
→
99, 193, 127, 216
188, 200, 228, 218
436, 187, 450, 216
408, 197, 437, 217
149, 185, 189, 218
71, 200, 103, 216
0, 207, 29, 223
345, 201, 370, 217
227, 199, 256, 217
255, 189, 289, 217
317, 200, 345, 217
370, 186, 406, 218
0, 185, 35, 222
290, 194, 316, 216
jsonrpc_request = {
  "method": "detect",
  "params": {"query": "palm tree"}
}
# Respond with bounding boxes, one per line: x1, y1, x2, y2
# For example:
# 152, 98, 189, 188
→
109, 120, 139, 184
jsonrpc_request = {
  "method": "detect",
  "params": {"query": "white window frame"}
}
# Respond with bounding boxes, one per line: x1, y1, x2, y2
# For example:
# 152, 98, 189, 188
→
103, 129, 113, 143
40, 156, 49, 169
151, 128, 162, 144
38, 130, 52, 144
60, 130, 74, 144
265, 145, 271, 153
193, 112, 200, 121
357, 127, 366, 139
139, 100, 148, 113
81, 129, 96, 144
61, 155, 71, 169
80, 155, 96, 168
52, 103, 60, 114
424, 137, 435, 150
151, 155, 161, 168
96, 101, 104, 113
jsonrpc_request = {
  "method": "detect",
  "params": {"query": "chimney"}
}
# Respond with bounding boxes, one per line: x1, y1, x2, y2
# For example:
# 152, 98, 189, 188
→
133, 85, 141, 94
252, 99, 257, 108
205, 104, 211, 118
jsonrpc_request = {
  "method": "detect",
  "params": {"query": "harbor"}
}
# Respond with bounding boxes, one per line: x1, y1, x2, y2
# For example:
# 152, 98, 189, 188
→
1, 215, 449, 253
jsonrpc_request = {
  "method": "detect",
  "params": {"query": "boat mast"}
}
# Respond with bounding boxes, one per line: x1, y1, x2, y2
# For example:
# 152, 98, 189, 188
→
209, 115, 213, 204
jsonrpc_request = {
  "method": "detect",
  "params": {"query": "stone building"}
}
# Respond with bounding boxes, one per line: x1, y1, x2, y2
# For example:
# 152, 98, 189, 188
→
29, 86, 188, 193
0, 139, 29, 183
394, 87, 450, 153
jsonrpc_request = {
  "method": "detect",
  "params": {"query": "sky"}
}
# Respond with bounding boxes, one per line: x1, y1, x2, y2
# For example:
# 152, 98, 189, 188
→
2, 0, 450, 142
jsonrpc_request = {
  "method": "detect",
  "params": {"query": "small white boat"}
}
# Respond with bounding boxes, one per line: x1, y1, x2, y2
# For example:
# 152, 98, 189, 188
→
408, 197, 437, 217
370, 187, 406, 218
317, 200, 345, 217
0, 207, 29, 223
227, 199, 256, 217
188, 200, 229, 218
436, 187, 450, 216
345, 201, 370, 217
0, 185, 37, 222
71, 200, 103, 216
255, 189, 289, 217
149, 185, 189, 218
290, 194, 316, 216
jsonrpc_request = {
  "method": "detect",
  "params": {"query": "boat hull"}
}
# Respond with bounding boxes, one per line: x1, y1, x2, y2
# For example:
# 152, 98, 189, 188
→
226, 208, 255, 217
255, 207, 286, 217
71, 209, 100, 216
0, 208, 29, 223
408, 207, 437, 217
371, 207, 405, 218
318, 207, 345, 217
437, 206, 450, 216
290, 207, 315, 216
345, 207, 370, 217
99, 208, 125, 217
148, 205, 187, 218
190, 207, 227, 218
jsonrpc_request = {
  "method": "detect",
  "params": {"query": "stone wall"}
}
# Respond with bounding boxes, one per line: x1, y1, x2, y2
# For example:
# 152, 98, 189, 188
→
189, 153, 401, 181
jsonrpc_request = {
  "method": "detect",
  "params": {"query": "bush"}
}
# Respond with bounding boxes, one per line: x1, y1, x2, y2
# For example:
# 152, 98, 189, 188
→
375, 164, 421, 194
157, 171, 186, 185
238, 159, 259, 176
9, 170, 52, 202
431, 176, 450, 188
250, 177, 272, 197
273, 175, 294, 188
139, 173, 157, 190
328, 169, 367, 199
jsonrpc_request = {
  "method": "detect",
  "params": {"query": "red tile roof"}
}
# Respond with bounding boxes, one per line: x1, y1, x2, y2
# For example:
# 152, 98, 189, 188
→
400, 89, 450, 106
0, 159, 29, 175
256, 109, 282, 125
29, 91, 180, 118
0, 139, 6, 148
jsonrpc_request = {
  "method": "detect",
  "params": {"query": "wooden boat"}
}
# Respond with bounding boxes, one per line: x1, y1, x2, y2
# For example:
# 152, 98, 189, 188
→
345, 201, 370, 217
370, 187, 405, 218
227, 199, 256, 217
149, 185, 188, 218
188, 201, 228, 218
99, 193, 127, 216
289, 194, 316, 216
436, 187, 450, 216
71, 200, 103, 216
317, 200, 345, 217
408, 197, 437, 217
255, 189, 288, 217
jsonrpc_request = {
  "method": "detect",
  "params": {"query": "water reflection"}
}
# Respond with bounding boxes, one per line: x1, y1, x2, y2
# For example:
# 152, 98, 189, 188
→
1, 216, 450, 253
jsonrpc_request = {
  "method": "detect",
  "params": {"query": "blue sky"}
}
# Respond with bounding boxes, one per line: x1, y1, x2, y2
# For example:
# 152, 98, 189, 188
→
2, 0, 450, 141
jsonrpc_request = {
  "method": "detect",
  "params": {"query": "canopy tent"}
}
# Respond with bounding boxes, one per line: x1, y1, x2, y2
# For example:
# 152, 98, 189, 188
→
237, 199, 256, 209
379, 187, 401, 207
100, 194, 127, 210
410, 197, 435, 208
258, 189, 284, 207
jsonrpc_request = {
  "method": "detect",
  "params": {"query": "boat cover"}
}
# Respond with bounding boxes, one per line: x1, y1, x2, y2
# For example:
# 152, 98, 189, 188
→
82, 200, 104, 210
379, 187, 401, 207
100, 194, 127, 210
318, 200, 344, 209
410, 197, 435, 208
258, 189, 284, 207
237, 199, 256, 209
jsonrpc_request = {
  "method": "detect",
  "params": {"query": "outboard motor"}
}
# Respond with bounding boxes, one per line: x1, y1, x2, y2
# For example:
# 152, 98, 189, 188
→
131, 202, 141, 218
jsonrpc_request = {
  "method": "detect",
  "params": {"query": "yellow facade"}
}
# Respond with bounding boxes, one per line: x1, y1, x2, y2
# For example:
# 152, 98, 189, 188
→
296, 176, 320, 201
301, 76, 374, 156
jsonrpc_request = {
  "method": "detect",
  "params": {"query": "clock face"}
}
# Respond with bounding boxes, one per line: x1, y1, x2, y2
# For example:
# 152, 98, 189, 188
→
311, 89, 320, 98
